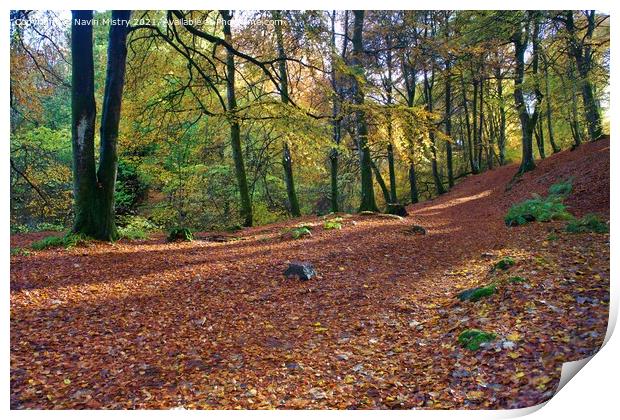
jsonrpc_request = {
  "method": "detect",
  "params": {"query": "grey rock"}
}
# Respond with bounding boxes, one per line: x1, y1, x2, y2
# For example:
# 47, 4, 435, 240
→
284, 261, 317, 281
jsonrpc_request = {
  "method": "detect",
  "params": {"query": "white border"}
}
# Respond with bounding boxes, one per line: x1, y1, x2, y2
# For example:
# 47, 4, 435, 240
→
2, 1, 617, 419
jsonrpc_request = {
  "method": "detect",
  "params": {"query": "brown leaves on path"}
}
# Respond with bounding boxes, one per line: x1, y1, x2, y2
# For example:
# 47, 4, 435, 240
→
10, 139, 609, 409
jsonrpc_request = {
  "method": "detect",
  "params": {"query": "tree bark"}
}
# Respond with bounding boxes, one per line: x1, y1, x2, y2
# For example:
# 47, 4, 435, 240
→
352, 10, 378, 212
71, 10, 130, 241
512, 13, 541, 175
221, 10, 252, 226
565, 11, 602, 141
445, 60, 454, 188
495, 67, 507, 165
408, 163, 419, 204
542, 53, 560, 153
273, 10, 301, 217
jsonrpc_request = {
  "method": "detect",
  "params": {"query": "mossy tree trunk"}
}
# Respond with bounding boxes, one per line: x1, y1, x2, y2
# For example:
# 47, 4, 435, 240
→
352, 10, 378, 212
221, 10, 253, 227
71, 10, 130, 241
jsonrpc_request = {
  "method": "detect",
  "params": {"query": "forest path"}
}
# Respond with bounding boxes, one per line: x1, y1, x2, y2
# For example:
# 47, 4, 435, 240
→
10, 138, 609, 409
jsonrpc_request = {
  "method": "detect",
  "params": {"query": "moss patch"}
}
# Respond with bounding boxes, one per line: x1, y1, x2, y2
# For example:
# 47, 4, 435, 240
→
458, 329, 497, 351
494, 256, 515, 271
457, 284, 497, 302
31, 233, 89, 250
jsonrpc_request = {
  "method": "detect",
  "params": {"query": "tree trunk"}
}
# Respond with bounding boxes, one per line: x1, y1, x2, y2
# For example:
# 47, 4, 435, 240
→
371, 160, 391, 206
423, 69, 446, 196
273, 10, 301, 217
387, 143, 397, 203
408, 163, 419, 204
512, 14, 540, 175
328, 11, 342, 213
565, 11, 602, 141
477, 77, 484, 170
542, 55, 560, 153
71, 10, 130, 241
221, 10, 252, 226
352, 10, 378, 212
71, 10, 99, 237
535, 116, 546, 159
496, 68, 507, 165
445, 62, 454, 188
460, 75, 476, 173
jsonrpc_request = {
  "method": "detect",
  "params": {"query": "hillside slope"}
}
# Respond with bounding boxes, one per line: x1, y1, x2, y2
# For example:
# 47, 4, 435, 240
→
10, 139, 610, 409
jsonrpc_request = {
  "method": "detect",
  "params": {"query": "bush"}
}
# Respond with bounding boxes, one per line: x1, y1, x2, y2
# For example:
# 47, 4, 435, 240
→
566, 214, 609, 234
548, 178, 573, 197
509, 276, 527, 283
291, 227, 312, 239
31, 232, 88, 250
117, 215, 158, 240
167, 227, 193, 242
458, 329, 497, 351
323, 219, 343, 230
10, 247, 31, 256
505, 194, 573, 226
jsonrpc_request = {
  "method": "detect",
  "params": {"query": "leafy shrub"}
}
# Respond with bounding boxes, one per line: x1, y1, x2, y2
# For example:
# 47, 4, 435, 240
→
31, 232, 88, 250
167, 227, 193, 242
566, 214, 609, 234
505, 194, 573, 226
548, 178, 573, 197
291, 227, 312, 239
117, 215, 158, 240
509, 276, 527, 283
457, 284, 496, 302
495, 256, 515, 270
458, 329, 497, 351
323, 219, 343, 230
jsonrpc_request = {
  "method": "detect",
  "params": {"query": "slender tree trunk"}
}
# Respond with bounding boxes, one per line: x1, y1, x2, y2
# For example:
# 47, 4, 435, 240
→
408, 163, 419, 204
387, 143, 397, 202
328, 11, 343, 213
472, 78, 479, 172
565, 11, 602, 141
445, 62, 454, 188
496, 69, 507, 165
371, 160, 391, 205
273, 11, 301, 217
461, 75, 476, 173
221, 10, 252, 226
424, 69, 446, 195
477, 77, 484, 170
568, 60, 583, 147
71, 10, 130, 240
535, 116, 546, 159
352, 10, 378, 212
542, 55, 560, 153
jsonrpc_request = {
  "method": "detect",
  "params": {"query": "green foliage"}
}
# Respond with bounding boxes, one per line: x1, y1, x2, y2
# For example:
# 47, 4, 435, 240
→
505, 194, 573, 226
458, 284, 497, 302
458, 329, 497, 351
495, 256, 515, 270
30, 232, 89, 250
323, 218, 343, 230
11, 247, 31, 256
117, 215, 158, 240
548, 178, 573, 197
566, 214, 609, 234
167, 227, 193, 242
547, 232, 559, 241
291, 227, 312, 239
509, 276, 527, 283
